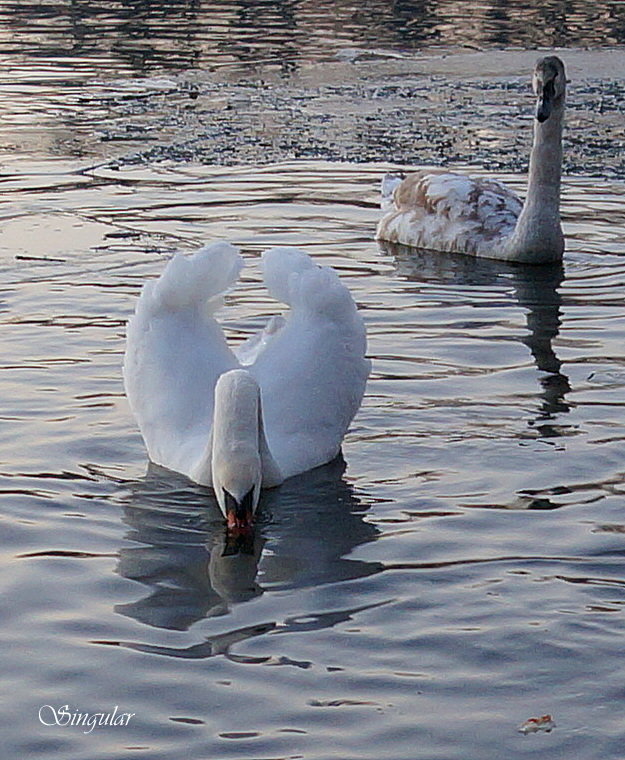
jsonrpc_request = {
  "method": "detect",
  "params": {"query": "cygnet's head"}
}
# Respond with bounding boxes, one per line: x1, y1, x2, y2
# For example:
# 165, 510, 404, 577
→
533, 55, 566, 123
211, 369, 262, 533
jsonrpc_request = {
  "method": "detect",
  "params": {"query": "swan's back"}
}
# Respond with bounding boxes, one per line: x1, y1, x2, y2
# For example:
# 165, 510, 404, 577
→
376, 171, 523, 256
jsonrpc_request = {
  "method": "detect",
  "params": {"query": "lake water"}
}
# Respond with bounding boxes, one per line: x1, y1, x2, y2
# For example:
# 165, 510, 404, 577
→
2, 3, 625, 760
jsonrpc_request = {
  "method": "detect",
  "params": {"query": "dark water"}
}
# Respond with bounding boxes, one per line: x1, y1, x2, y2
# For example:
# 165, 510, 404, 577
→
2, 4, 625, 760
1, 0, 624, 74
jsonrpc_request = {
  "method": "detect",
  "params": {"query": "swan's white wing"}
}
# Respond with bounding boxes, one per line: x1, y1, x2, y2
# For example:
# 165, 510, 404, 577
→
248, 247, 370, 480
376, 171, 523, 255
123, 242, 242, 477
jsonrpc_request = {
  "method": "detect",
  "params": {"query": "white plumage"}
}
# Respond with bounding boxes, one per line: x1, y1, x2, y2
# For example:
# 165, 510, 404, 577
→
123, 242, 370, 526
377, 56, 567, 264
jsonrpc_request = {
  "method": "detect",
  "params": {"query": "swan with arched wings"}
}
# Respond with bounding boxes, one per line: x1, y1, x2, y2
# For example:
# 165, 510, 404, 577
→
123, 242, 370, 530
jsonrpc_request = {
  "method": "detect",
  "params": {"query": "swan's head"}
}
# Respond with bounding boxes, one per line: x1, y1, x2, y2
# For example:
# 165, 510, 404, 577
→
533, 56, 566, 123
211, 369, 263, 533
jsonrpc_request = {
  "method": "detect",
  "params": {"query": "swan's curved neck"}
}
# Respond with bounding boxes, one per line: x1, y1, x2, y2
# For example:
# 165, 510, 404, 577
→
506, 99, 565, 263
190, 369, 281, 526
211, 370, 262, 524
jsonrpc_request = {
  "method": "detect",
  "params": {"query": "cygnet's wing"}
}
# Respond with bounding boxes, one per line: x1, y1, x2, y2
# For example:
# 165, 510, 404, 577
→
248, 247, 370, 480
376, 171, 522, 255
123, 242, 242, 475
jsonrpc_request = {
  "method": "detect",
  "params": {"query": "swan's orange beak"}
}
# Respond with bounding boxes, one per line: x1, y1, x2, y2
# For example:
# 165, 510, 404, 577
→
226, 506, 254, 533
224, 488, 255, 534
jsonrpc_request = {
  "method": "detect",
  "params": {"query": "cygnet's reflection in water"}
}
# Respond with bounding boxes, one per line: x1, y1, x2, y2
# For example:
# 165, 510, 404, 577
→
114, 457, 380, 635
513, 261, 571, 430
379, 241, 571, 431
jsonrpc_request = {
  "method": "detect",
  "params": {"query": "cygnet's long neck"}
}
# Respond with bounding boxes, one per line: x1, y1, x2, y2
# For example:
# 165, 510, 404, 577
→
506, 101, 565, 263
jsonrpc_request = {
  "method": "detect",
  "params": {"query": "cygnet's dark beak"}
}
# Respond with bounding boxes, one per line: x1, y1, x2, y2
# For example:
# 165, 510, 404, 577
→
224, 487, 255, 533
536, 79, 556, 123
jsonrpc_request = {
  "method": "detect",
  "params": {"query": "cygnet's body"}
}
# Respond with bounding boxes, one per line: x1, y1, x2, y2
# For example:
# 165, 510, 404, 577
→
376, 56, 566, 264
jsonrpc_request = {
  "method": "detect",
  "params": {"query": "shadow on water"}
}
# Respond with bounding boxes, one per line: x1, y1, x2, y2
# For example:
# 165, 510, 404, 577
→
106, 457, 382, 655
379, 241, 571, 431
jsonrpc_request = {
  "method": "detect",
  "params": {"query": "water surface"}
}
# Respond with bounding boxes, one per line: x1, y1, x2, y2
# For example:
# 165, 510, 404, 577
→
2, 160, 625, 760
1, 0, 624, 75
2, 3, 625, 759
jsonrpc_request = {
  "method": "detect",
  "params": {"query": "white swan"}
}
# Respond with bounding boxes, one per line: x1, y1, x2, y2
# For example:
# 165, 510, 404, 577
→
123, 242, 370, 530
376, 56, 566, 264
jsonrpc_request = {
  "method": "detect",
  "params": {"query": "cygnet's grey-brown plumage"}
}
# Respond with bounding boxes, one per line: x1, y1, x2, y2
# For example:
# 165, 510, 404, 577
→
376, 56, 566, 264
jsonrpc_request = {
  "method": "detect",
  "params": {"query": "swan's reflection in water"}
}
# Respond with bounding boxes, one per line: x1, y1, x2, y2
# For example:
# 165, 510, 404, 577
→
379, 242, 571, 429
114, 458, 380, 638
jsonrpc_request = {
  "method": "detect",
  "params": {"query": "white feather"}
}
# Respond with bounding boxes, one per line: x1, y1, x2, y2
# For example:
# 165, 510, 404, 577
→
123, 242, 370, 507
